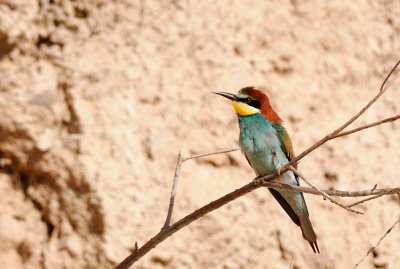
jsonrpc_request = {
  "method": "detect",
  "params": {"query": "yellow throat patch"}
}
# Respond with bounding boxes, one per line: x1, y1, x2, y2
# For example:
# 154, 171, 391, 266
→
231, 101, 260, 116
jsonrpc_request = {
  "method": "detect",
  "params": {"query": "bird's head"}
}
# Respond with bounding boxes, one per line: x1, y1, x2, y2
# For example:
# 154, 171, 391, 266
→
214, 86, 282, 123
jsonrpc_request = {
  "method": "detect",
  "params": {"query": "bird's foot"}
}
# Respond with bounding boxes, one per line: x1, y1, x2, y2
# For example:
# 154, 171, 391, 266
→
252, 175, 264, 184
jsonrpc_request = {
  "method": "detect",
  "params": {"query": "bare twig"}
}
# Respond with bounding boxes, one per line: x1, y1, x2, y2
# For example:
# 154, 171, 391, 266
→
258, 181, 400, 197
332, 115, 400, 139
353, 218, 400, 269
183, 148, 239, 161
288, 166, 362, 214
347, 193, 388, 208
335, 187, 400, 197
162, 148, 239, 229
162, 151, 184, 229
381, 68, 400, 92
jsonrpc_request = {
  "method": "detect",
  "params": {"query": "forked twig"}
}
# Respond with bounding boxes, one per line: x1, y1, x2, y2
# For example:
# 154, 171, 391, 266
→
353, 218, 400, 269
163, 148, 238, 229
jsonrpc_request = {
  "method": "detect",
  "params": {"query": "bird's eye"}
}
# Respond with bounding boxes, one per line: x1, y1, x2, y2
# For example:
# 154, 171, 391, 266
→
245, 98, 252, 104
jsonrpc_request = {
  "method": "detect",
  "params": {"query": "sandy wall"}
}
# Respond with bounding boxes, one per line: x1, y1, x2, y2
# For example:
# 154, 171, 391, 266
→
0, 1, 400, 268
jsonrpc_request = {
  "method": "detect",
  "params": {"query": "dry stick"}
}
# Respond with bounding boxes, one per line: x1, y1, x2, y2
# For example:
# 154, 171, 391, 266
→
258, 182, 400, 197
162, 148, 239, 229
288, 166, 362, 214
114, 59, 400, 269
162, 151, 183, 230
347, 192, 388, 208
353, 218, 400, 269
183, 148, 239, 161
333, 114, 400, 139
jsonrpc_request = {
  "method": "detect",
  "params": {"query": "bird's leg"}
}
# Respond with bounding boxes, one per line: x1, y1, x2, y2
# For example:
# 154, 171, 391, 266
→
275, 166, 283, 176
270, 151, 282, 176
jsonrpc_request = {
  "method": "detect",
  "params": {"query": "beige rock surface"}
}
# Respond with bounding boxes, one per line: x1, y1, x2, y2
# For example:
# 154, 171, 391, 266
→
1, 0, 400, 268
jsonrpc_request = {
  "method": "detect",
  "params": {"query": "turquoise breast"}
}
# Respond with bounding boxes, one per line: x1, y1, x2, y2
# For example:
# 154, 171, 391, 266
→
238, 114, 283, 176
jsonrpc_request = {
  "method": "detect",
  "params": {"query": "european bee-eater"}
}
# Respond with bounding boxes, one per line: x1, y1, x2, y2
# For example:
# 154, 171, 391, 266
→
214, 87, 319, 253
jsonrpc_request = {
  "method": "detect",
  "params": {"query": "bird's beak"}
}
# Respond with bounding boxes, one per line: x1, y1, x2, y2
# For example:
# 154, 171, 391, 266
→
212, 91, 238, 101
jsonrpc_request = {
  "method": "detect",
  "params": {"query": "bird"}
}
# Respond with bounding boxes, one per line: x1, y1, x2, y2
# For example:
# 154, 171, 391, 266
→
214, 86, 319, 253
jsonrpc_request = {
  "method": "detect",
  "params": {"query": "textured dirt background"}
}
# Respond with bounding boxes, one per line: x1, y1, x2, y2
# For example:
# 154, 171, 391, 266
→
1, 0, 400, 268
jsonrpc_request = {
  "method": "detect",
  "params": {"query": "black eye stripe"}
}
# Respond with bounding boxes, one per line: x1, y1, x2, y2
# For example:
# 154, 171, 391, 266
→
238, 97, 261, 109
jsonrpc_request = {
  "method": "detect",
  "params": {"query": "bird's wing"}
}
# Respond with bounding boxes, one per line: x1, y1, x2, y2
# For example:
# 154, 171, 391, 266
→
271, 122, 296, 168
271, 122, 309, 212
268, 188, 301, 226
268, 124, 318, 251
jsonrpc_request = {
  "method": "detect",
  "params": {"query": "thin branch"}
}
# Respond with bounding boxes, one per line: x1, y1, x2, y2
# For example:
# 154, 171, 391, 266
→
381, 68, 400, 92
288, 166, 362, 214
162, 148, 239, 229
258, 181, 400, 197
162, 151, 183, 229
347, 192, 388, 208
353, 218, 400, 269
332, 115, 400, 139
183, 148, 239, 161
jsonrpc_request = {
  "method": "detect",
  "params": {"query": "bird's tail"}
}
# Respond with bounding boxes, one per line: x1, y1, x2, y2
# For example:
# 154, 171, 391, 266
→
299, 214, 319, 253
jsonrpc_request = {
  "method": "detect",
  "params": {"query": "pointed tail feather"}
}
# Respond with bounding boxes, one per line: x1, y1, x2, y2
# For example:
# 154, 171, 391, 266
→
268, 188, 319, 253
299, 214, 319, 253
